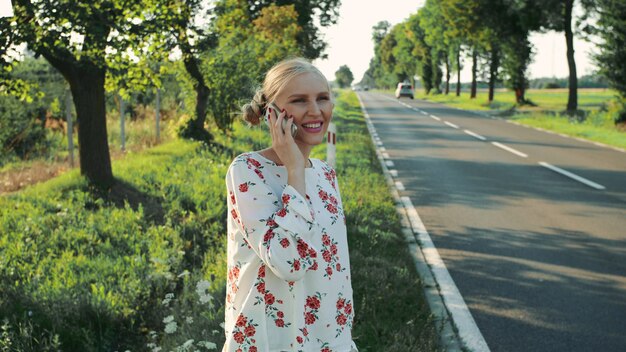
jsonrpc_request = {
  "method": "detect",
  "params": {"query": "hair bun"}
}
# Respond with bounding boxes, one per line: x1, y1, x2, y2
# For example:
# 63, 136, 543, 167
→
242, 90, 266, 125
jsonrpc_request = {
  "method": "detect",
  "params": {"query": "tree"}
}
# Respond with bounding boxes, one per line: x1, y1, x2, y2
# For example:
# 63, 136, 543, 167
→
405, 12, 435, 94
202, 2, 302, 128
593, 0, 626, 122
335, 65, 354, 88
242, 0, 341, 59
540, 0, 595, 114
1, 0, 168, 187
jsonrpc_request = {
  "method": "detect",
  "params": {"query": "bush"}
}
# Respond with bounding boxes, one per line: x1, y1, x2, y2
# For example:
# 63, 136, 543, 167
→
0, 95, 51, 166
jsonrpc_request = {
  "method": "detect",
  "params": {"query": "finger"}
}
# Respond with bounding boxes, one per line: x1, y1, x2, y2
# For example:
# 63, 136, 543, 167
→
276, 110, 286, 136
284, 115, 295, 142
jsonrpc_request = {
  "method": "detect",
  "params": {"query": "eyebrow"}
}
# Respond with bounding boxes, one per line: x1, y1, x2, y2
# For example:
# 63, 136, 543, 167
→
287, 92, 330, 99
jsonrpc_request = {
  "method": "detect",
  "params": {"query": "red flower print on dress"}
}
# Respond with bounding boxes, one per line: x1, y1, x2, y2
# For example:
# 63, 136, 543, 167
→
256, 282, 265, 293
239, 183, 249, 192
280, 238, 290, 248
231, 314, 259, 349
276, 208, 287, 217
303, 292, 325, 326
246, 157, 261, 168
306, 296, 321, 309
249, 347, 258, 352
282, 194, 291, 205
236, 314, 247, 327
254, 168, 264, 180
275, 318, 285, 327
234, 332, 245, 344
264, 293, 275, 305
230, 191, 236, 205
334, 294, 354, 338
293, 260, 301, 271
322, 250, 332, 263
321, 347, 331, 352
263, 229, 275, 245
317, 185, 342, 224
320, 232, 345, 280
244, 325, 256, 337
305, 312, 316, 325
297, 240, 310, 258
336, 314, 347, 325
266, 218, 277, 228
296, 336, 304, 344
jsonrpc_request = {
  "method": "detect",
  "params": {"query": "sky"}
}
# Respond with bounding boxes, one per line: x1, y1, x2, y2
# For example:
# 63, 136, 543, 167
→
313, 0, 599, 84
0, 0, 14, 18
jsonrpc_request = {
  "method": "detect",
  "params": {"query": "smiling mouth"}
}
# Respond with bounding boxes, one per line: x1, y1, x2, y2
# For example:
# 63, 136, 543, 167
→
302, 122, 323, 129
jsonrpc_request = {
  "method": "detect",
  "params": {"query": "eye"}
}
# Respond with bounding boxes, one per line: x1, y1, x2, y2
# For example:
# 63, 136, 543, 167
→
290, 98, 306, 103
318, 96, 330, 101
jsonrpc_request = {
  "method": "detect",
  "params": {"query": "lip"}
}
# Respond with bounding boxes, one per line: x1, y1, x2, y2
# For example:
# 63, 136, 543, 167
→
300, 120, 324, 133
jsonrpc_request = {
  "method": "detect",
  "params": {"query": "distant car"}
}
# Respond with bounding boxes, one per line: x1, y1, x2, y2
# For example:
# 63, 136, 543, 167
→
395, 82, 413, 99
363, 86, 369, 91
352, 85, 362, 91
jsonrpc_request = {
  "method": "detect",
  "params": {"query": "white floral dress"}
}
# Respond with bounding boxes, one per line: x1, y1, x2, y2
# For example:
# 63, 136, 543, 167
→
223, 152, 358, 352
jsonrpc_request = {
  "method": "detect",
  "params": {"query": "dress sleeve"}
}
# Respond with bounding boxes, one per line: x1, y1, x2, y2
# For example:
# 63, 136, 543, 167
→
226, 160, 319, 282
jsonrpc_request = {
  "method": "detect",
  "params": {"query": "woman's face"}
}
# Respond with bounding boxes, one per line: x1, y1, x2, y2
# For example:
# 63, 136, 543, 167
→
274, 72, 333, 148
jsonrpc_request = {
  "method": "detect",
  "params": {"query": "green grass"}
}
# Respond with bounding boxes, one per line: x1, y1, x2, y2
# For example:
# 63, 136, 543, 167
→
1, 90, 441, 351
412, 88, 617, 113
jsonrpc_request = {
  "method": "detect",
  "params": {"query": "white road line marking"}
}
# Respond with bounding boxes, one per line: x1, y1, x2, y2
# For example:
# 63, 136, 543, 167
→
539, 162, 606, 190
431, 115, 441, 121
491, 142, 528, 158
395, 181, 405, 191
401, 196, 491, 352
421, 111, 429, 115
385, 160, 395, 167
389, 169, 398, 177
444, 121, 460, 129
382, 152, 390, 159
464, 130, 487, 141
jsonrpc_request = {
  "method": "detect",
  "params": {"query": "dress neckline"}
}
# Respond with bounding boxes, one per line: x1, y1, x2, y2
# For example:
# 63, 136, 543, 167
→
251, 151, 315, 169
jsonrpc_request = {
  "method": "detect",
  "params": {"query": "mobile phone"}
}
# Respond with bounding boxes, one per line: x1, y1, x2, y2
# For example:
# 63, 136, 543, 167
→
265, 102, 298, 138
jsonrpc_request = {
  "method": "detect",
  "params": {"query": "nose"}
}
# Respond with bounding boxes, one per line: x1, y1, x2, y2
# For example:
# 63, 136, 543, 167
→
307, 101, 323, 116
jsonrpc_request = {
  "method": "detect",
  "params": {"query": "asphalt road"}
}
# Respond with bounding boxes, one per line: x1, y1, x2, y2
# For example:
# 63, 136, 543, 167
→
357, 91, 626, 352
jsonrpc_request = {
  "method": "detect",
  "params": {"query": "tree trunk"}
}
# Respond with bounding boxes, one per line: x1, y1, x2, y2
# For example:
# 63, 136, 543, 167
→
68, 66, 114, 187
488, 46, 499, 103
565, 0, 578, 114
456, 48, 461, 96
184, 55, 210, 131
445, 55, 451, 95
471, 49, 478, 99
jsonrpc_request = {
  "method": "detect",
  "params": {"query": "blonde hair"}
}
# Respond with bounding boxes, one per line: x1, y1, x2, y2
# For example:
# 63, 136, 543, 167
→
242, 57, 331, 125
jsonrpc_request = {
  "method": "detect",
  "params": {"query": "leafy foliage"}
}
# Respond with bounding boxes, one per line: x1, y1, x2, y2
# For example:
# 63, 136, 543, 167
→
334, 65, 354, 88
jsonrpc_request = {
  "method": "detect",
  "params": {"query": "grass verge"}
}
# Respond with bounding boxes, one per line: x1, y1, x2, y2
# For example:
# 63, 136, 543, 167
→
0, 90, 440, 351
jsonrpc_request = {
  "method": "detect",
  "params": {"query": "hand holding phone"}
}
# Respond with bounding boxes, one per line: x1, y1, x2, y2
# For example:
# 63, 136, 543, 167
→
265, 102, 298, 138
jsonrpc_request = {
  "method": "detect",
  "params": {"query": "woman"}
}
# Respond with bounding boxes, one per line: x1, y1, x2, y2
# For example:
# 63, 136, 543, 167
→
224, 58, 357, 352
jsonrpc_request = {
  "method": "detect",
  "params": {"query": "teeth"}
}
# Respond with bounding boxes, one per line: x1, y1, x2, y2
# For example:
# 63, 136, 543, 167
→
303, 122, 322, 128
